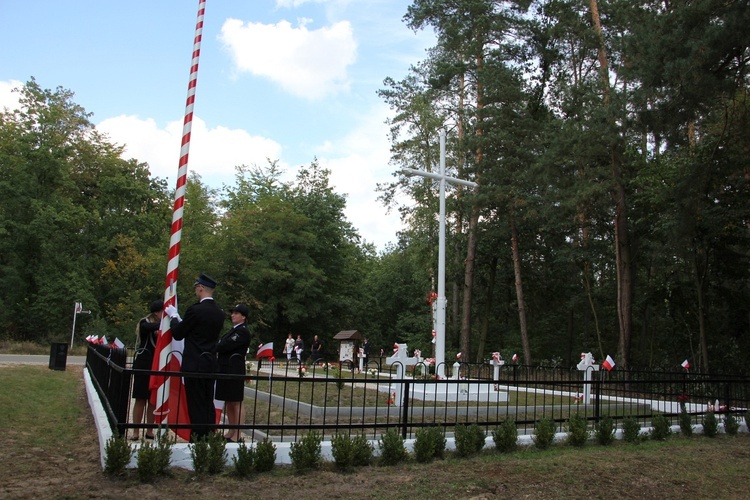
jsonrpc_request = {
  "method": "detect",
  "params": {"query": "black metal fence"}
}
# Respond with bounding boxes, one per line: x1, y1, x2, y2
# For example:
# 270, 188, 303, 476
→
86, 344, 750, 442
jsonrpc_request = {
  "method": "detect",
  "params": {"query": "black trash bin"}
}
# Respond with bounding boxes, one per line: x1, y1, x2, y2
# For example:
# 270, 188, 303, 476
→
49, 342, 68, 371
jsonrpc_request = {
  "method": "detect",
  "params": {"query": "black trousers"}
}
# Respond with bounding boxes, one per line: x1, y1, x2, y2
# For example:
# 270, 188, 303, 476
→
184, 376, 215, 441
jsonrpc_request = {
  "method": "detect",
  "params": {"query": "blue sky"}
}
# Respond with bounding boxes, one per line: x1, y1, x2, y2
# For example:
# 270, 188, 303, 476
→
0, 0, 435, 250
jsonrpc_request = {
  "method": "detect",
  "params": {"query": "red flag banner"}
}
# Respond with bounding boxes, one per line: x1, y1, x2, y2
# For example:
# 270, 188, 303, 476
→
148, 0, 207, 442
256, 342, 274, 359
602, 355, 616, 371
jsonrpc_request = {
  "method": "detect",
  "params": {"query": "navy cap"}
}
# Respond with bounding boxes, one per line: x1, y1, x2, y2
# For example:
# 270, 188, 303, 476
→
229, 303, 250, 317
194, 273, 217, 288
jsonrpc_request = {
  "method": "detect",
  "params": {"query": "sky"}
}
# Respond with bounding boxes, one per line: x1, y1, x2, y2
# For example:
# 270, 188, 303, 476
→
0, 0, 436, 251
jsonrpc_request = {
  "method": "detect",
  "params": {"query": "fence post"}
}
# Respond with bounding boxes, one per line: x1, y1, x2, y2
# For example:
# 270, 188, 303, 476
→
401, 381, 410, 439
594, 372, 602, 423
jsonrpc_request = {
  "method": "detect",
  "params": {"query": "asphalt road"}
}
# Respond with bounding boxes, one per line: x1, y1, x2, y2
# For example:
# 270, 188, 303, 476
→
0, 354, 86, 365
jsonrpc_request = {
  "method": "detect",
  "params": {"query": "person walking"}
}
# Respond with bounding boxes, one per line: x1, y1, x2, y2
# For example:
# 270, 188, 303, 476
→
310, 335, 323, 363
215, 303, 251, 442
130, 299, 163, 440
294, 334, 304, 363
285, 333, 295, 362
165, 273, 225, 441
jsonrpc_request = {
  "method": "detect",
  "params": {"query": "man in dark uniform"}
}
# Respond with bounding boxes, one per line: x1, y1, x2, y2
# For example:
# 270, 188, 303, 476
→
165, 273, 225, 441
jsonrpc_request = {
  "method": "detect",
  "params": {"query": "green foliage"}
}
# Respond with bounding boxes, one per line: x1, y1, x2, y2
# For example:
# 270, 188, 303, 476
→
350, 434, 374, 467
232, 441, 255, 478
679, 403, 693, 437
595, 416, 615, 447
254, 438, 276, 472
378, 428, 407, 466
566, 413, 589, 447
724, 414, 740, 437
289, 431, 322, 473
650, 415, 672, 441
103, 434, 133, 476
413, 426, 446, 463
189, 438, 209, 476
492, 419, 518, 453
622, 418, 642, 444
533, 418, 556, 450
136, 436, 173, 483
454, 423, 486, 457
331, 433, 356, 471
207, 432, 228, 475
702, 412, 718, 438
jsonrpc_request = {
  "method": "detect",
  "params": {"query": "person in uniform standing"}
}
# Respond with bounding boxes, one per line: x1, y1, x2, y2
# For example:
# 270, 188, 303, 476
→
130, 299, 163, 441
165, 273, 225, 441
215, 303, 251, 442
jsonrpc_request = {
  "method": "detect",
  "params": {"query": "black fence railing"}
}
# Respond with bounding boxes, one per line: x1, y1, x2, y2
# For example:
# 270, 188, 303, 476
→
86, 344, 750, 442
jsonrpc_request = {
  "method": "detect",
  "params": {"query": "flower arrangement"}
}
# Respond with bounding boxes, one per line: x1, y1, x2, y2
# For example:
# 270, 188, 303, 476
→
367, 368, 378, 376
386, 391, 396, 405
298, 365, 307, 377
573, 393, 584, 404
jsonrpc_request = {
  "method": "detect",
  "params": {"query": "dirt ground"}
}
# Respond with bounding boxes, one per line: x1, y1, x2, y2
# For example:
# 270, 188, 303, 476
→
2, 365, 750, 499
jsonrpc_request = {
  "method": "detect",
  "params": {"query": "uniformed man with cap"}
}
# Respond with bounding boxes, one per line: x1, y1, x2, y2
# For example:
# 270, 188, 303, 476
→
165, 273, 225, 441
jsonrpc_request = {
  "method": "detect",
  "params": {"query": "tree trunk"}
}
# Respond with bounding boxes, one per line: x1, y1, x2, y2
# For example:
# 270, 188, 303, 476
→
589, 0, 633, 369
459, 51, 485, 361
476, 255, 498, 362
510, 214, 531, 364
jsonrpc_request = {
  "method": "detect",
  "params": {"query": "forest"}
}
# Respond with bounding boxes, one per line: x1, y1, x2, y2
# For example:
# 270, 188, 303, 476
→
1, 0, 747, 375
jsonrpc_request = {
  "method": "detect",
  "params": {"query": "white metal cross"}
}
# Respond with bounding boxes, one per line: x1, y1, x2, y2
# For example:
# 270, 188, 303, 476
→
402, 129, 477, 378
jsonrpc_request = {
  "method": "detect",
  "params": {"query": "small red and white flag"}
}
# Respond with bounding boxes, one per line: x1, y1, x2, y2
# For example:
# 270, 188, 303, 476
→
512, 353, 518, 362
456, 352, 462, 359
602, 355, 615, 371
113, 337, 125, 349
99, 336, 108, 346
681, 359, 690, 369
256, 342, 274, 359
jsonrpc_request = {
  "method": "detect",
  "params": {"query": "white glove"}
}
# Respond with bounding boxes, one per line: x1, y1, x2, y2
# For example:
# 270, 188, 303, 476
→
165, 305, 179, 319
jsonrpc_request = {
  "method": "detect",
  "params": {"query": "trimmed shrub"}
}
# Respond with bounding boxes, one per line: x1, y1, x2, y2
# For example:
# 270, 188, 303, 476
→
331, 433, 356, 471
492, 419, 518, 453
378, 428, 406, 466
650, 414, 672, 441
207, 432, 227, 475
137, 436, 173, 483
533, 418, 556, 450
595, 416, 615, 446
724, 414, 740, 436
103, 434, 133, 476
254, 438, 276, 472
454, 423, 486, 457
566, 413, 589, 447
622, 417, 642, 444
702, 411, 718, 438
679, 404, 693, 437
232, 441, 254, 478
414, 426, 445, 463
351, 434, 374, 467
290, 431, 322, 472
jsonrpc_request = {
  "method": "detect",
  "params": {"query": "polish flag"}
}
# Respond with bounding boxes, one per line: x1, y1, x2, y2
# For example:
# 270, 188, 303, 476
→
256, 342, 274, 359
512, 353, 518, 362
113, 337, 125, 349
681, 359, 690, 369
602, 355, 616, 371
457, 352, 462, 359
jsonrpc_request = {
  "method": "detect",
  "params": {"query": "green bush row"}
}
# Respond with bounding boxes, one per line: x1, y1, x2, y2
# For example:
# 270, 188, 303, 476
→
105, 411, 750, 480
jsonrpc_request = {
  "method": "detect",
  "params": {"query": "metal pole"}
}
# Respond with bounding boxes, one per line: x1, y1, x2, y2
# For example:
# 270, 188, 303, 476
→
69, 305, 78, 349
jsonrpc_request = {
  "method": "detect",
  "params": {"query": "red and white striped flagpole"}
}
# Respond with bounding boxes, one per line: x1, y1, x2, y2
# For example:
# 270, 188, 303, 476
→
150, 0, 207, 441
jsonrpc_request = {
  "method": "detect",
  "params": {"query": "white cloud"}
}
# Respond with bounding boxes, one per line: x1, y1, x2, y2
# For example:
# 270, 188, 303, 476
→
96, 115, 283, 188
218, 18, 357, 100
313, 102, 403, 249
0, 79, 23, 112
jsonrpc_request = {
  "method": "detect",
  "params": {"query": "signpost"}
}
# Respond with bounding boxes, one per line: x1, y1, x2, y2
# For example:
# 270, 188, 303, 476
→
69, 301, 91, 348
